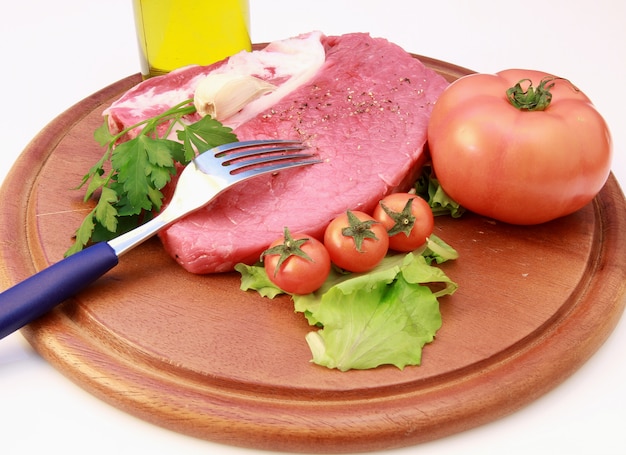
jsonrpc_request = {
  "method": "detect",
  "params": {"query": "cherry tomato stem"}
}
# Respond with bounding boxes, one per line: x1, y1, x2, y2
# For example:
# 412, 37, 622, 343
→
263, 227, 331, 295
324, 211, 389, 273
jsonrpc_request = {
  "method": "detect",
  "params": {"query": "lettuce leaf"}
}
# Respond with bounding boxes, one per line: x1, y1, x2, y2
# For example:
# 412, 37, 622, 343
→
300, 253, 455, 371
414, 164, 465, 218
234, 262, 284, 298
421, 234, 460, 265
235, 238, 458, 371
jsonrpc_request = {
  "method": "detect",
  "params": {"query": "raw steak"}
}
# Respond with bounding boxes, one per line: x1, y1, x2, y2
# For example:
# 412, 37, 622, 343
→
104, 32, 449, 273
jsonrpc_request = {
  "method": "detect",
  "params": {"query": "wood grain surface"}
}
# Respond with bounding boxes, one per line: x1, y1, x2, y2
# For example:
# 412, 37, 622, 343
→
0, 56, 625, 453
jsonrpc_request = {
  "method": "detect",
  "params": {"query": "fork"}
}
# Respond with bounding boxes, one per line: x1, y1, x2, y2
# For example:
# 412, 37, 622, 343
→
0, 139, 320, 339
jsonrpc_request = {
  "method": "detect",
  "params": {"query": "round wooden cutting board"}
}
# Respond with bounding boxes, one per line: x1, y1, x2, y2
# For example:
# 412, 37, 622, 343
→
1, 56, 625, 453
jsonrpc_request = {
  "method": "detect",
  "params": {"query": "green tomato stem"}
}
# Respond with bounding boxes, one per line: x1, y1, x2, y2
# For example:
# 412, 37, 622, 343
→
505, 76, 575, 111
261, 227, 313, 276
341, 210, 380, 252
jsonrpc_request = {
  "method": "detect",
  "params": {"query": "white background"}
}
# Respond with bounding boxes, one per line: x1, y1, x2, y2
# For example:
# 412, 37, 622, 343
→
1, 1, 624, 454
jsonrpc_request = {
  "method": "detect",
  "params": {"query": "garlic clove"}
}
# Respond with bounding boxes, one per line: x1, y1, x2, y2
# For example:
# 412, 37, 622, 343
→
194, 74, 276, 121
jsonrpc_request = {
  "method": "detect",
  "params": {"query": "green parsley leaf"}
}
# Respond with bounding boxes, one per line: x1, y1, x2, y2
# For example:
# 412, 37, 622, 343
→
65, 210, 97, 257
65, 99, 236, 256
94, 186, 119, 232
177, 115, 238, 160
94, 119, 115, 147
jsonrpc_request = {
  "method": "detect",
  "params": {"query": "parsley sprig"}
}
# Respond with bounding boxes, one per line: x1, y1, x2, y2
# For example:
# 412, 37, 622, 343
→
65, 99, 237, 256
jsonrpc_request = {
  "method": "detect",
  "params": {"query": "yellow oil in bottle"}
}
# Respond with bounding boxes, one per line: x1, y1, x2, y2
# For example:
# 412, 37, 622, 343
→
133, 0, 251, 78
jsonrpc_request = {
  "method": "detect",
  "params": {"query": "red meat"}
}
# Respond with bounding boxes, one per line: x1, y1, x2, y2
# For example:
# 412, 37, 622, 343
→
105, 32, 449, 273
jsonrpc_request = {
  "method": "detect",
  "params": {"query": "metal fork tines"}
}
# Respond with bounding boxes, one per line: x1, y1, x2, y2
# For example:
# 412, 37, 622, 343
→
200, 139, 320, 181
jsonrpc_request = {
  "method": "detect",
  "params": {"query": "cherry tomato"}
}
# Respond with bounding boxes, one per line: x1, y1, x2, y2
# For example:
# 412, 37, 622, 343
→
262, 228, 331, 294
324, 210, 389, 273
427, 69, 612, 225
372, 193, 434, 252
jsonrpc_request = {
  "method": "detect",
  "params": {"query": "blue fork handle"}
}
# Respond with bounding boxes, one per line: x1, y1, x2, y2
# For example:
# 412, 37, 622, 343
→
0, 242, 119, 339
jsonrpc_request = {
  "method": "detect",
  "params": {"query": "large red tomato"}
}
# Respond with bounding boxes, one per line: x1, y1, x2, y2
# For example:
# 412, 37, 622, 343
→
427, 69, 612, 225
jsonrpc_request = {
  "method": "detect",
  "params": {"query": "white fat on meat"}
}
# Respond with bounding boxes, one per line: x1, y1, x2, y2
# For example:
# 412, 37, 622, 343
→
103, 31, 325, 135
211, 31, 326, 128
